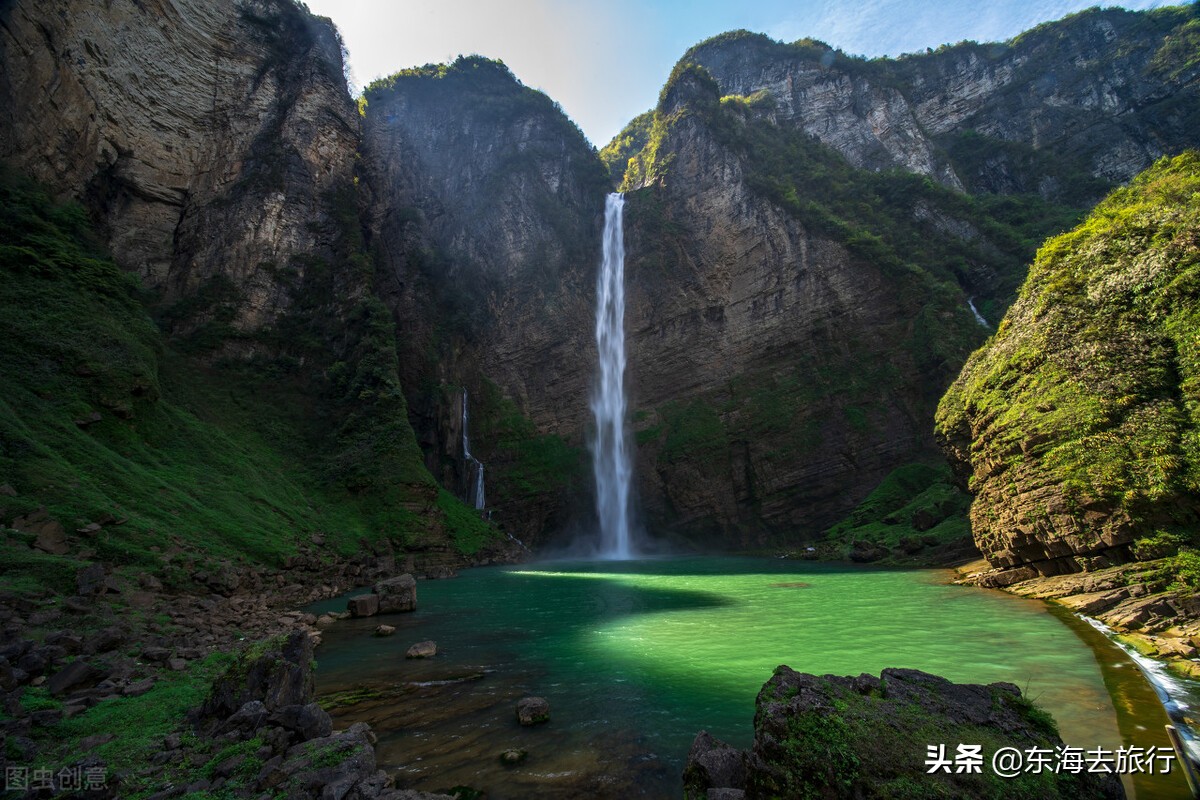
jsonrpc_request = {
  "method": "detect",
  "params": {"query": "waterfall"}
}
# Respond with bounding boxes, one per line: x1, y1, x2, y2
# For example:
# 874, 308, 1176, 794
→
461, 389, 485, 511
591, 193, 634, 559
967, 297, 990, 329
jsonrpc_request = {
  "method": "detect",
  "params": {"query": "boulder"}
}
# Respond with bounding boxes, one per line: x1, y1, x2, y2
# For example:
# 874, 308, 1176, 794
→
405, 640, 436, 658
271, 702, 333, 741
374, 574, 417, 613
221, 700, 269, 735
682, 731, 746, 798
347, 594, 379, 618
374, 624, 395, 637
195, 630, 314, 727
684, 666, 1125, 800
516, 696, 550, 726
47, 660, 98, 696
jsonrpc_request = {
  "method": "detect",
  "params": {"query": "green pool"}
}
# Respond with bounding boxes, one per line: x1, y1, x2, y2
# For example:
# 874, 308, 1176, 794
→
311, 557, 1179, 798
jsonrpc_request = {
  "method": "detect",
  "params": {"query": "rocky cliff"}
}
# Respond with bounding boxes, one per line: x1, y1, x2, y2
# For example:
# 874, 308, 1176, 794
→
0, 0, 511, 578
359, 57, 610, 547
679, 6, 1200, 201
936, 152, 1200, 585
600, 7, 1200, 546
0, 0, 362, 340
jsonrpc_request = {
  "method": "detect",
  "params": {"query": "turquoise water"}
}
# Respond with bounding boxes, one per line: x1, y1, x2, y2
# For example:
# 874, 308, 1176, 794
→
312, 557, 1164, 798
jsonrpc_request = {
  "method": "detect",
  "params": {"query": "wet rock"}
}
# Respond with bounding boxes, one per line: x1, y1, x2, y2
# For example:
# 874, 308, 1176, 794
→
347, 594, 379, 618
374, 574, 417, 613
499, 748, 527, 765
316, 614, 337, 627
682, 731, 746, 798
374, 624, 396, 637
405, 640, 436, 659
516, 696, 550, 726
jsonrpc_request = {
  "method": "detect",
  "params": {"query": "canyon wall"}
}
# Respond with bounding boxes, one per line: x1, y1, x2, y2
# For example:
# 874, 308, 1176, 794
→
936, 152, 1200, 585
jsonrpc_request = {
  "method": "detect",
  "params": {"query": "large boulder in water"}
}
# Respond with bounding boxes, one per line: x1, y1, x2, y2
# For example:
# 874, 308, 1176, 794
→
685, 666, 1124, 799
374, 574, 417, 613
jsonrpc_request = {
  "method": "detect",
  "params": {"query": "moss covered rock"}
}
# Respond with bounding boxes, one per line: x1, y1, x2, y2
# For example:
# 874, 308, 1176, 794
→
685, 666, 1124, 799
936, 152, 1200, 584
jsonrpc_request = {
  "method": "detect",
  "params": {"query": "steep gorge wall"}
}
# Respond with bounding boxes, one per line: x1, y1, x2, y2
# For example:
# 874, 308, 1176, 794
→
0, 0, 360, 339
359, 58, 610, 546
936, 153, 1200, 585
0, 0, 509, 569
615, 71, 987, 544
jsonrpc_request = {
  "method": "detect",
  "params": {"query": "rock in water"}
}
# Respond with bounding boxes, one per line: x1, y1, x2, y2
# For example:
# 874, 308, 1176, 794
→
347, 594, 379, 618
405, 640, 436, 658
684, 666, 1124, 799
516, 696, 550, 726
499, 749, 527, 766
374, 574, 417, 613
373, 624, 395, 637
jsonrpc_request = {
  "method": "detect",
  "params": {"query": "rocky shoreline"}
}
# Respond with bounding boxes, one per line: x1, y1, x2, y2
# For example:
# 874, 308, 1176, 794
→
0, 537, 521, 799
958, 558, 1200, 682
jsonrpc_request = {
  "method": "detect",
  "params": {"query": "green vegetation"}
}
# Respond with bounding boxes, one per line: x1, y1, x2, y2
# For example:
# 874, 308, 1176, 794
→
937, 153, 1200, 540
0, 168, 499, 593
822, 463, 973, 559
470, 380, 586, 506
18, 652, 236, 796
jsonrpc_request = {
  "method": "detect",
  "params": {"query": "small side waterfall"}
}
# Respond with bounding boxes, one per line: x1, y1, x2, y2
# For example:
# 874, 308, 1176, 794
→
967, 297, 990, 329
591, 193, 634, 559
461, 389, 485, 511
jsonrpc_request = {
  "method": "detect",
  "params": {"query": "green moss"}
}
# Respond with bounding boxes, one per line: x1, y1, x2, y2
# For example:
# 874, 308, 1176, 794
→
470, 379, 586, 504
823, 463, 973, 558
435, 488, 502, 556
936, 152, 1200, 543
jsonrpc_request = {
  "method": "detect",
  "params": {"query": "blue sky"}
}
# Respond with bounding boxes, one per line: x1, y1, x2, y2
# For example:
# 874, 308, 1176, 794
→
305, 0, 1181, 147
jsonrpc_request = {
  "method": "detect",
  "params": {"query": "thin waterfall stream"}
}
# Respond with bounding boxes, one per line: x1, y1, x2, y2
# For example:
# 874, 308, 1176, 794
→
591, 192, 634, 559
461, 389, 485, 510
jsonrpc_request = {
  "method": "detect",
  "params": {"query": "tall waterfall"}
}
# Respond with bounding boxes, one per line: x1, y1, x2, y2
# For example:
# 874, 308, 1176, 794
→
591, 193, 634, 559
461, 390, 485, 511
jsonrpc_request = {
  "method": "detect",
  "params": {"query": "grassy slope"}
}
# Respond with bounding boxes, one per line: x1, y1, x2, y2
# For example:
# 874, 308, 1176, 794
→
0, 171, 499, 594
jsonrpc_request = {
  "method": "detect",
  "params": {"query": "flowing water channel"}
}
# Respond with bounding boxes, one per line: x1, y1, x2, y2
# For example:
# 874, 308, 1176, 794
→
311, 557, 1188, 798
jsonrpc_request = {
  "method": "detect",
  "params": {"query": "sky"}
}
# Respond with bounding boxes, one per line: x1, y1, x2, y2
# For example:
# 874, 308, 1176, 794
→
304, 0, 1180, 147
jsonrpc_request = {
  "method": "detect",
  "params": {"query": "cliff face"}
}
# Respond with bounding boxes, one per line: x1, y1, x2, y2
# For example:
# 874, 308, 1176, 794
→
359, 58, 611, 546
936, 152, 1200, 585
611, 70, 988, 544
0, 0, 511, 574
681, 6, 1200, 201
601, 7, 1200, 546
0, 0, 360, 339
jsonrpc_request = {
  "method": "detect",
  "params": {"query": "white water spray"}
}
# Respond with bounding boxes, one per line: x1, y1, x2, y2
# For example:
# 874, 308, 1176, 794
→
591, 193, 634, 559
461, 390, 485, 511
